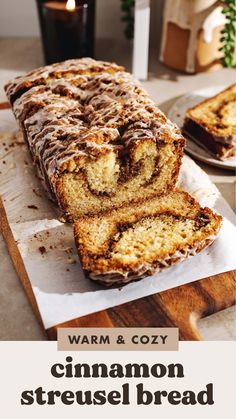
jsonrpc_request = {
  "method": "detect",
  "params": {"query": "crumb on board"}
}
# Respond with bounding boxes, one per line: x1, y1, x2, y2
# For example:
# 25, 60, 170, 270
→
39, 246, 46, 255
27, 204, 38, 210
8, 133, 25, 147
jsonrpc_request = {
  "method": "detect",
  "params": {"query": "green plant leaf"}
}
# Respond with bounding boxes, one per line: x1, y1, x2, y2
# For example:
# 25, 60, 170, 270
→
120, 0, 134, 39
219, 0, 236, 67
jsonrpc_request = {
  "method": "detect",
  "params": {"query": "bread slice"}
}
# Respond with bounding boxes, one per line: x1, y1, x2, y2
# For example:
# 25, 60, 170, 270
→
183, 84, 236, 160
74, 189, 222, 286
5, 58, 185, 220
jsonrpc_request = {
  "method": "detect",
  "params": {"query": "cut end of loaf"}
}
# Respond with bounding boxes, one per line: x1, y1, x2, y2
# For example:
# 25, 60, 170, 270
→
183, 83, 236, 160
74, 190, 222, 286
55, 135, 185, 219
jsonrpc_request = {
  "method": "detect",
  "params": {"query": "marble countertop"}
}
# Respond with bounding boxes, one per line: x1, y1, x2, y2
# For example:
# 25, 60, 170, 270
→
0, 38, 235, 340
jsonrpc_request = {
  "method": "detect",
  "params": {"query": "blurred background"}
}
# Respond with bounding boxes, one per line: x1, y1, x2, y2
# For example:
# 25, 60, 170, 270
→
0, 0, 235, 76
0, 0, 164, 72
0, 0, 163, 42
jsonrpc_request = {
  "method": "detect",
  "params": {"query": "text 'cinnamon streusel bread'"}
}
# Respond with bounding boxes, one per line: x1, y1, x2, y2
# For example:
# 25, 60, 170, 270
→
183, 84, 236, 160
74, 189, 222, 286
5, 58, 185, 220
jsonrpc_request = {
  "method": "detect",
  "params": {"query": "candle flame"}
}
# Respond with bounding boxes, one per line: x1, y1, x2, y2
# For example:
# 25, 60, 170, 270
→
66, 0, 76, 11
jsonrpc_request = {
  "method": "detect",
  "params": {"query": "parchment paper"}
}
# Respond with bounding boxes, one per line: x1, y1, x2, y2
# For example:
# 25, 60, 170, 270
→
0, 109, 236, 329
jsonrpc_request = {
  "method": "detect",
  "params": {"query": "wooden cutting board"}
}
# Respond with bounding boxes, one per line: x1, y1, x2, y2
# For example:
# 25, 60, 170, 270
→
0, 102, 235, 341
1, 192, 235, 341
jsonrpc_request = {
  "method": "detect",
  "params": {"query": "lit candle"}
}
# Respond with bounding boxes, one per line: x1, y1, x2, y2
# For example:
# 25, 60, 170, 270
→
36, 0, 96, 64
66, 0, 76, 10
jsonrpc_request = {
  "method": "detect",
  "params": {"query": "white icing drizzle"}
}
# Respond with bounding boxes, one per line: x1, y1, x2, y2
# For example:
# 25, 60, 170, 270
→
5, 58, 185, 198
5, 58, 123, 99
202, 6, 226, 43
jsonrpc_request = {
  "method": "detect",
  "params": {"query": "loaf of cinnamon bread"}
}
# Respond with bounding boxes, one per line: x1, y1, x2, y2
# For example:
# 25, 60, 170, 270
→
5, 58, 185, 220
74, 189, 222, 286
183, 84, 236, 160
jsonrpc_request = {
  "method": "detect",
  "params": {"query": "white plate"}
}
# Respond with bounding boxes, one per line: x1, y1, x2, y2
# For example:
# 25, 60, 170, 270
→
168, 85, 236, 170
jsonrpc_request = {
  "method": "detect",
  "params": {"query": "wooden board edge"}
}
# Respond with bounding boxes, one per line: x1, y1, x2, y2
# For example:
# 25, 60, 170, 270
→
0, 192, 235, 341
0, 102, 11, 110
0, 195, 47, 336
46, 270, 236, 341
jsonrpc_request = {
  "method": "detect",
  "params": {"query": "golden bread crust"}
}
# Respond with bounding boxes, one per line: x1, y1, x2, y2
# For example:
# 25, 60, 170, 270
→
74, 190, 222, 286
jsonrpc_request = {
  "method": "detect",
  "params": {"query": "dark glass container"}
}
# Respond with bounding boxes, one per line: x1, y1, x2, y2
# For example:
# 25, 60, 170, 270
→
36, 0, 96, 64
